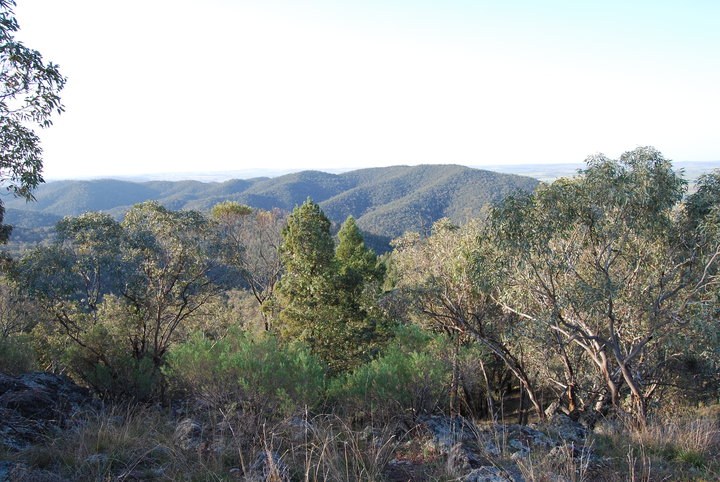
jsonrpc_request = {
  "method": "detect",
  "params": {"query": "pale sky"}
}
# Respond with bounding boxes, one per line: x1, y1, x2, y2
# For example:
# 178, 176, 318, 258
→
13, 0, 720, 179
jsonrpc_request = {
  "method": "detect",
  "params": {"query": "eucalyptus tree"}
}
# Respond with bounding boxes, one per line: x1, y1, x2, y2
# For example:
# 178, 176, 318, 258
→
120, 202, 225, 365
211, 201, 285, 330
492, 147, 713, 425
391, 218, 546, 420
13, 203, 226, 398
0, 0, 65, 243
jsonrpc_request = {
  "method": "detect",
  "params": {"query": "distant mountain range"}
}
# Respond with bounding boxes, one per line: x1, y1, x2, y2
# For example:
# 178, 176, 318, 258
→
7, 161, 717, 254
1, 164, 532, 251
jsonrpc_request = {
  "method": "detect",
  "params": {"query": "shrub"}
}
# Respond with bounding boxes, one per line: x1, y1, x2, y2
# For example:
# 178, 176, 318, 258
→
165, 330, 326, 416
0, 334, 37, 374
328, 325, 451, 420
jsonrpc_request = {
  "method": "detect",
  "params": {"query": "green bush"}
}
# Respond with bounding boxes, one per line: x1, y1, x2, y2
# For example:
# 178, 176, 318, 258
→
54, 319, 163, 402
0, 334, 37, 374
165, 330, 326, 416
328, 325, 451, 420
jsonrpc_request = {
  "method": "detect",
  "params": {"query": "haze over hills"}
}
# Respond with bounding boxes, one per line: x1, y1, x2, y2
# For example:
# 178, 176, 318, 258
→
6, 164, 539, 251
44, 161, 719, 184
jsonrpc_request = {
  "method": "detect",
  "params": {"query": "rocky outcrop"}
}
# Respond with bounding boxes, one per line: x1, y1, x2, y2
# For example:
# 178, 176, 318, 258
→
0, 372, 95, 451
385, 413, 594, 482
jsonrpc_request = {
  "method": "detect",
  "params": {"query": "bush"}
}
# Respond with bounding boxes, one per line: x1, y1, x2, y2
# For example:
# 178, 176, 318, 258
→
165, 330, 326, 416
328, 325, 451, 420
0, 334, 37, 374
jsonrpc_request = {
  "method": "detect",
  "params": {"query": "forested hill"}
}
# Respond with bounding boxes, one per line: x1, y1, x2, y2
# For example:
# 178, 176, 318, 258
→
6, 164, 538, 245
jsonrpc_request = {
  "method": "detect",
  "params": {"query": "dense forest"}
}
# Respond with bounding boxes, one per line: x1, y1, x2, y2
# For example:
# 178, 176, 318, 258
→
2, 147, 719, 480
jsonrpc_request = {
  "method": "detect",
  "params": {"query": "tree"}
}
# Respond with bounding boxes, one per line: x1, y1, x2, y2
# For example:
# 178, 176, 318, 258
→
211, 201, 285, 330
13, 203, 225, 399
491, 147, 712, 425
334, 216, 388, 368
120, 202, 225, 366
275, 199, 336, 351
275, 203, 388, 372
391, 218, 546, 421
0, 0, 65, 243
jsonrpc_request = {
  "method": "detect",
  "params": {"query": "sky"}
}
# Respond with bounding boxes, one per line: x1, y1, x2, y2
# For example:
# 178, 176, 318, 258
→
13, 0, 720, 180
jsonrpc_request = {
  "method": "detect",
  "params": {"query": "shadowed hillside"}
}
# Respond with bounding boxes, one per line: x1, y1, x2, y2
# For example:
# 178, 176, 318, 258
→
5, 165, 538, 248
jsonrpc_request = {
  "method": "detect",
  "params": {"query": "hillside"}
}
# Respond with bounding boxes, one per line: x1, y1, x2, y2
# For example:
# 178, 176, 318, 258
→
5, 165, 538, 249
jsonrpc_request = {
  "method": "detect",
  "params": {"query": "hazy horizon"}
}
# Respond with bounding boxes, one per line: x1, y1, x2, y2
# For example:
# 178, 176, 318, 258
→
41, 159, 720, 184
14, 1, 720, 180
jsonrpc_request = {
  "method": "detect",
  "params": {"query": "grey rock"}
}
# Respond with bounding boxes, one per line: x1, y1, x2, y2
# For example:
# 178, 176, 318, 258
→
84, 453, 108, 465
0, 372, 95, 451
173, 418, 203, 451
544, 413, 588, 445
483, 441, 501, 457
447, 442, 485, 475
546, 443, 594, 466
510, 448, 529, 460
463, 466, 515, 482
418, 414, 477, 451
246, 450, 289, 482
0, 462, 69, 482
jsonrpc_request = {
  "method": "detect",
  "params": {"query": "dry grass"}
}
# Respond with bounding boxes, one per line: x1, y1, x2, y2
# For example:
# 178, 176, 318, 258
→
589, 408, 720, 481
516, 441, 593, 482
4, 403, 720, 481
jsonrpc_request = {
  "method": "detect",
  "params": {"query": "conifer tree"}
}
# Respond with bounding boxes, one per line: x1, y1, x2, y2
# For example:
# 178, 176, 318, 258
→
333, 216, 388, 369
276, 206, 388, 373
275, 199, 336, 347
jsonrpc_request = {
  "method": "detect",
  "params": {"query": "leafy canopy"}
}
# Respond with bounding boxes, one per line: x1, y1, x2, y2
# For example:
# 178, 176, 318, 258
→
0, 0, 65, 242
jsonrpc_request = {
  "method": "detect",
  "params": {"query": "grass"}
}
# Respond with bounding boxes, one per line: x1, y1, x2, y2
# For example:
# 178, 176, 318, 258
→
588, 408, 720, 481
3, 402, 719, 481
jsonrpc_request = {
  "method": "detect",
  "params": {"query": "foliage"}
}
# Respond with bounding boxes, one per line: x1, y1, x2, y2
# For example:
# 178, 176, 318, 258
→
391, 217, 546, 420
328, 325, 451, 419
11, 203, 225, 399
165, 329, 326, 416
275, 201, 390, 373
0, 333, 36, 374
275, 198, 336, 345
0, 276, 40, 337
491, 147, 714, 425
211, 201, 285, 330
0, 0, 65, 243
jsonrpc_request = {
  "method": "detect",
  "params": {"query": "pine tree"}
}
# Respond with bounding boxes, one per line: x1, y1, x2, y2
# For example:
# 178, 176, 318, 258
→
275, 199, 336, 347
275, 207, 389, 373
334, 216, 388, 369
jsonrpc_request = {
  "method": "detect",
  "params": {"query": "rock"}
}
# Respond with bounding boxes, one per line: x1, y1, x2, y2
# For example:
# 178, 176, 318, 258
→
84, 453, 108, 466
117, 467, 165, 480
0, 372, 95, 451
510, 449, 529, 460
246, 450, 289, 482
544, 413, 587, 445
463, 466, 515, 482
385, 459, 430, 482
483, 441, 501, 457
173, 418, 204, 451
447, 442, 484, 475
0, 462, 69, 482
418, 414, 478, 451
0, 372, 92, 421
505, 424, 555, 450
545, 442, 595, 468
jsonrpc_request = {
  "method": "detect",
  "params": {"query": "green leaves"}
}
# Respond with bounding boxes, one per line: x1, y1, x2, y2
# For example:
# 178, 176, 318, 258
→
275, 202, 389, 373
0, 0, 65, 242
12, 203, 226, 399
